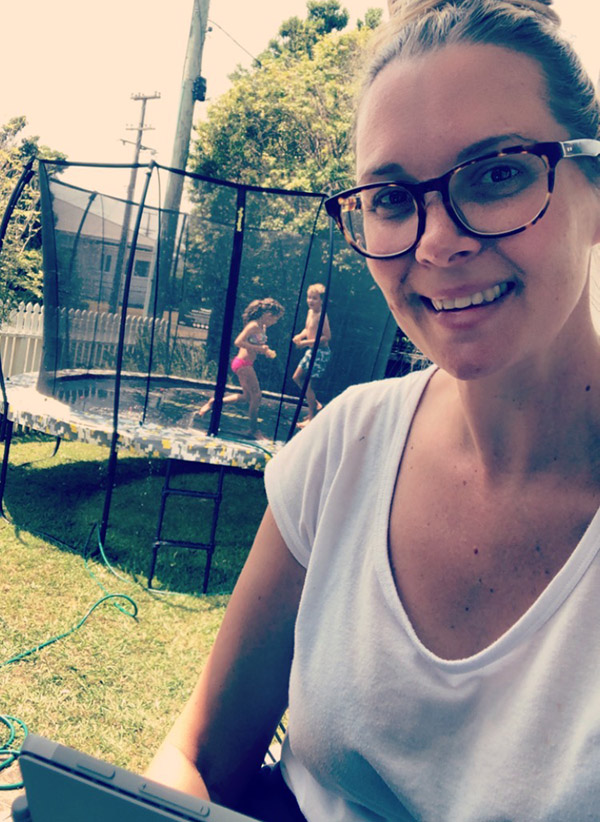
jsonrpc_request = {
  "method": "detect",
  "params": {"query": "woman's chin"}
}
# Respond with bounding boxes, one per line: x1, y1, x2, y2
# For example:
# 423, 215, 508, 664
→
429, 348, 511, 382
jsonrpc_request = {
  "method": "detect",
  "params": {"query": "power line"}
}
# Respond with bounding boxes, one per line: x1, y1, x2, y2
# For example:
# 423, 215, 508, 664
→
208, 18, 263, 67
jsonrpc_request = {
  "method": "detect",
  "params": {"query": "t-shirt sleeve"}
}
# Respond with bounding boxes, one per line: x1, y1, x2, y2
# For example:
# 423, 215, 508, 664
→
264, 390, 352, 568
264, 368, 435, 569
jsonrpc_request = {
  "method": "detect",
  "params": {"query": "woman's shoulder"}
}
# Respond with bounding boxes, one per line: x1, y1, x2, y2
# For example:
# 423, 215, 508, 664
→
328, 365, 436, 418
282, 365, 437, 453
265, 366, 437, 564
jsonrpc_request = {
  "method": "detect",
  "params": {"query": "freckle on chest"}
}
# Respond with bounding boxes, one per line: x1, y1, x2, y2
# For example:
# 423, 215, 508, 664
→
389, 468, 596, 657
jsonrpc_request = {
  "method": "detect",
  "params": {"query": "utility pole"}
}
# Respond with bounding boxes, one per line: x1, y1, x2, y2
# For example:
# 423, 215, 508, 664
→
154, 0, 210, 316
109, 91, 161, 313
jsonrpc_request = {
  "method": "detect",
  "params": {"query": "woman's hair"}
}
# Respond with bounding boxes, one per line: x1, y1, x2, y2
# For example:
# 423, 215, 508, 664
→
242, 297, 285, 325
360, 0, 600, 180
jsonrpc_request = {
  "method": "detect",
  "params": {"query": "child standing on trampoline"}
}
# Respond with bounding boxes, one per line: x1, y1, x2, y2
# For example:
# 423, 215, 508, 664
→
292, 283, 331, 427
199, 297, 284, 440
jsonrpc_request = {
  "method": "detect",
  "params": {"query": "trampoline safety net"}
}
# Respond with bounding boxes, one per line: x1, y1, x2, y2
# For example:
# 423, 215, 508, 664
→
36, 160, 400, 443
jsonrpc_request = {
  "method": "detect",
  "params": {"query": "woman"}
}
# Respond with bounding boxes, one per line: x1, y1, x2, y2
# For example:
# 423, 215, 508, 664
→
148, 1, 600, 819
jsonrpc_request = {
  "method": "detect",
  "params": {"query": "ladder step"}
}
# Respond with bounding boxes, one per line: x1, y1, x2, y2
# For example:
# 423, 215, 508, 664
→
161, 487, 221, 500
149, 461, 226, 593
154, 538, 213, 551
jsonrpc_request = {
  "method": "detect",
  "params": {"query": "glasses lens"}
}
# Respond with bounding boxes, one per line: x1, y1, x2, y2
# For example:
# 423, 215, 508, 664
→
338, 184, 419, 257
449, 151, 550, 235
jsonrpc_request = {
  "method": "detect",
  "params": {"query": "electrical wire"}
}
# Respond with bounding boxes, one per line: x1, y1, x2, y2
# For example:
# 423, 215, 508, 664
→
208, 18, 263, 67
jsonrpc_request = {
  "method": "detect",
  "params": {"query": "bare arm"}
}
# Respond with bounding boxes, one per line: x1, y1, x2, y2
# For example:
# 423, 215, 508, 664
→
292, 319, 309, 346
295, 313, 331, 347
317, 313, 331, 345
145, 506, 305, 805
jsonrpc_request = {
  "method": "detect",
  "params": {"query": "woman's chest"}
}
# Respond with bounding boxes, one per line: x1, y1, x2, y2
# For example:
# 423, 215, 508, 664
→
290, 486, 600, 821
389, 456, 600, 659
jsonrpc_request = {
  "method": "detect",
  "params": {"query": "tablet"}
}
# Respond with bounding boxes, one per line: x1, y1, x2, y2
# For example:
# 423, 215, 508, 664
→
13, 733, 260, 821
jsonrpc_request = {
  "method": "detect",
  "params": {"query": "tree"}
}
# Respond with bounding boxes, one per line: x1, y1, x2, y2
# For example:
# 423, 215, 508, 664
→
0, 116, 66, 304
266, 0, 350, 59
358, 7, 384, 29
190, 10, 381, 193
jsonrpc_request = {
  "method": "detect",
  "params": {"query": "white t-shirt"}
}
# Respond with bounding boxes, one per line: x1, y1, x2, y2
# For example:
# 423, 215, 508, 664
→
264, 366, 600, 822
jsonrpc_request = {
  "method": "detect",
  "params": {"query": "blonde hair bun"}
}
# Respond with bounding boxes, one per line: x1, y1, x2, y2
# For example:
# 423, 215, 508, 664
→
387, 0, 559, 27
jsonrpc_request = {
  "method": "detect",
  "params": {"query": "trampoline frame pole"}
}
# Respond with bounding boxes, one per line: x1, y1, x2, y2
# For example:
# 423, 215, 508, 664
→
0, 159, 36, 429
0, 158, 36, 258
287, 220, 335, 439
100, 162, 155, 546
208, 186, 247, 436
38, 161, 61, 396
63, 191, 98, 369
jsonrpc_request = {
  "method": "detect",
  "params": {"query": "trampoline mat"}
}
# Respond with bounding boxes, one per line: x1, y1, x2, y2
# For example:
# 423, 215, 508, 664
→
4, 372, 292, 471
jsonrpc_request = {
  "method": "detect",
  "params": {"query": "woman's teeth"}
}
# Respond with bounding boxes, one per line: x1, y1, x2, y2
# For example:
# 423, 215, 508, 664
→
431, 282, 509, 312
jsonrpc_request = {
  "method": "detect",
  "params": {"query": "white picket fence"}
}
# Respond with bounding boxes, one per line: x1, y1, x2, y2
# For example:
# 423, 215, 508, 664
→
0, 301, 172, 378
0, 301, 43, 377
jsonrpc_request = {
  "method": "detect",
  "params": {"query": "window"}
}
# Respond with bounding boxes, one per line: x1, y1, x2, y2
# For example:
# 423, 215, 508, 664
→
133, 260, 150, 278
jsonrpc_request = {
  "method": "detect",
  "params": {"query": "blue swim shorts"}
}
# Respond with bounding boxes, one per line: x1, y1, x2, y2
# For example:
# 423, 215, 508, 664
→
298, 346, 331, 379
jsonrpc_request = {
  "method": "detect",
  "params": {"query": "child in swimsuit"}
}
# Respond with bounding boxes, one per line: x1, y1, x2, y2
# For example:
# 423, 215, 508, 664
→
199, 297, 284, 439
292, 283, 331, 427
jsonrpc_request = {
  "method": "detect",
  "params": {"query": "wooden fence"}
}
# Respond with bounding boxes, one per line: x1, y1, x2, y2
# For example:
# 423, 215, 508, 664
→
0, 302, 43, 378
0, 302, 179, 378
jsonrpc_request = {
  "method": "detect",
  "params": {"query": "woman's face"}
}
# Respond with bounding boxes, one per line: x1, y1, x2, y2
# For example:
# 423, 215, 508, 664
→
356, 43, 600, 381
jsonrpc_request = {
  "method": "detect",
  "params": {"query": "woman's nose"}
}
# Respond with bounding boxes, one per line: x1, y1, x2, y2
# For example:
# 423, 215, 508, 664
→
414, 192, 482, 267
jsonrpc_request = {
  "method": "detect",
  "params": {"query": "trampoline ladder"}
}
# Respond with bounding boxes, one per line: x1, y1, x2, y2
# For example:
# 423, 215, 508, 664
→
148, 459, 226, 593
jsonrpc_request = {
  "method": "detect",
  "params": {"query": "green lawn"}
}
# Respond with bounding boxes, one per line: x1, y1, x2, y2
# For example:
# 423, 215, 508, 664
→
0, 434, 267, 785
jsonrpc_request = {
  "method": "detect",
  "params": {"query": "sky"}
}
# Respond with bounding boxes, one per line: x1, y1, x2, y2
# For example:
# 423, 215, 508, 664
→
0, 1, 386, 173
1, 0, 598, 196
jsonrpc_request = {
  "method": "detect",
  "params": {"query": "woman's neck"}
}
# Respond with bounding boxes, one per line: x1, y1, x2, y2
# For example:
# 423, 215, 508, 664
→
438, 337, 600, 482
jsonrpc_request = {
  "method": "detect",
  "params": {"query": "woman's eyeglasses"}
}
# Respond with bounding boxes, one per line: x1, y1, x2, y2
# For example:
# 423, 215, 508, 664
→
325, 139, 600, 260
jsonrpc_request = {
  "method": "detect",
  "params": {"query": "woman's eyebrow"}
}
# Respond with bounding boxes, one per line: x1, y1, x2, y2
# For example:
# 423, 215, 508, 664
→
362, 133, 532, 182
455, 133, 531, 163
360, 162, 413, 182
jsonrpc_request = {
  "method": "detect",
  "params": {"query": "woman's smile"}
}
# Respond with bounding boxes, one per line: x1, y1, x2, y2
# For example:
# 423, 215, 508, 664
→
428, 281, 512, 312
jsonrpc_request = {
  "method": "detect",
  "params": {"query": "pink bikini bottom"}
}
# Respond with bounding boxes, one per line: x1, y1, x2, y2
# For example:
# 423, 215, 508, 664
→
231, 356, 253, 374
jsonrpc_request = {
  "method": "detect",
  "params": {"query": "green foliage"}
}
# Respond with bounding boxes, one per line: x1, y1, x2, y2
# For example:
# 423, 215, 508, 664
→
191, 5, 380, 193
0, 116, 66, 305
266, 0, 350, 59
358, 7, 384, 29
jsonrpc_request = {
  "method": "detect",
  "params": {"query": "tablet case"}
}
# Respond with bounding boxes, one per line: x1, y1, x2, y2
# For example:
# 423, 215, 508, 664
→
13, 733, 260, 821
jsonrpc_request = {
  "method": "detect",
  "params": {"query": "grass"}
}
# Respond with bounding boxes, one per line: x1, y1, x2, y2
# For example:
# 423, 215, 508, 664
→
3, 434, 267, 594
0, 433, 268, 786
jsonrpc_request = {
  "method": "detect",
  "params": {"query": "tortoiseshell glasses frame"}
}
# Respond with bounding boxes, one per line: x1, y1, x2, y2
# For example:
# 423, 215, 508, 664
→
325, 139, 600, 260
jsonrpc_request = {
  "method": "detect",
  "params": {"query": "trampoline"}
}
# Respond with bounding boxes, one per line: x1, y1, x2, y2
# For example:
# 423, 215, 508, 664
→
2, 370, 287, 468
0, 158, 404, 592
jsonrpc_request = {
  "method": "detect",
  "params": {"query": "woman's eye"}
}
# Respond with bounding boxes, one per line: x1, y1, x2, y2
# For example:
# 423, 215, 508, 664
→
368, 186, 415, 218
479, 164, 521, 184
457, 158, 536, 203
